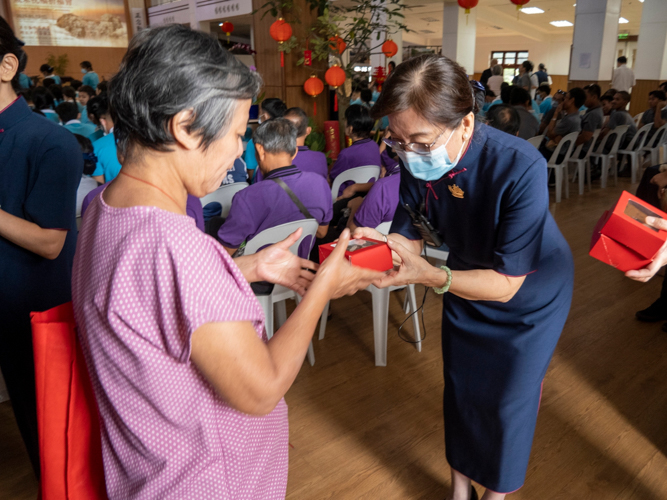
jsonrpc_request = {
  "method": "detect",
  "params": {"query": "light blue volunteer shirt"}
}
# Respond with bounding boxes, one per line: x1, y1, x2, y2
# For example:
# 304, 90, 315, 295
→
92, 131, 122, 182
82, 71, 100, 89
244, 138, 258, 177
64, 120, 99, 140
19, 73, 31, 89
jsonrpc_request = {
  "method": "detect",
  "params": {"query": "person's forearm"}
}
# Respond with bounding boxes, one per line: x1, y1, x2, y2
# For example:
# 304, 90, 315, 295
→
0, 209, 67, 260
424, 267, 524, 303
234, 253, 260, 282
575, 131, 593, 146
546, 119, 558, 140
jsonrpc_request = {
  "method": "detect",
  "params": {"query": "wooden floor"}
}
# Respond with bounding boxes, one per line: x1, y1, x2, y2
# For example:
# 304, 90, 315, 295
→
3, 177, 667, 499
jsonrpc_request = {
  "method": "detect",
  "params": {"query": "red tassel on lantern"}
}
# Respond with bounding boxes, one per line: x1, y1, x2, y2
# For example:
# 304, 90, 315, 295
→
270, 18, 292, 69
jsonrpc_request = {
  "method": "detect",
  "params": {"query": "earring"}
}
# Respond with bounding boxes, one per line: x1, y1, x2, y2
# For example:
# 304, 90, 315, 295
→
463, 134, 469, 140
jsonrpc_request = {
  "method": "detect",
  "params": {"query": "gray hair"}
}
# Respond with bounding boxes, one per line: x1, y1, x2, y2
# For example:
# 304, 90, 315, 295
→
253, 118, 297, 156
109, 24, 262, 160
492, 64, 503, 76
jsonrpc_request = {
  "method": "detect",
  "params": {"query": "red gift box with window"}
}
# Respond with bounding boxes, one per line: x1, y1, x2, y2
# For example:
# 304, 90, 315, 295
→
590, 191, 667, 272
319, 237, 393, 271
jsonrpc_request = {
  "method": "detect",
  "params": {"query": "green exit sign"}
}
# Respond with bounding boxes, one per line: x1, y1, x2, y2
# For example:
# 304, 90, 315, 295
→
618, 33, 629, 40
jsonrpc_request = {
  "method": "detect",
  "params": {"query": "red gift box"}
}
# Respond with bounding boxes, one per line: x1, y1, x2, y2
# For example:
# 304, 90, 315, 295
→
319, 237, 393, 271
590, 191, 667, 272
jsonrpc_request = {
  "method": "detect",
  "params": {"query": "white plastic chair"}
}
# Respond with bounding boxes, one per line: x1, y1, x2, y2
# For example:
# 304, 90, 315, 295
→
527, 134, 544, 149
633, 112, 644, 127
618, 123, 653, 184
331, 165, 381, 199
639, 123, 667, 169
569, 129, 601, 195
244, 219, 320, 366
547, 131, 578, 203
199, 182, 249, 218
590, 125, 629, 189
318, 221, 422, 367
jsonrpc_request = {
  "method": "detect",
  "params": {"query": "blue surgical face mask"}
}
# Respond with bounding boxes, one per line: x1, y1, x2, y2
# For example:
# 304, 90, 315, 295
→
81, 68, 87, 74
396, 129, 467, 181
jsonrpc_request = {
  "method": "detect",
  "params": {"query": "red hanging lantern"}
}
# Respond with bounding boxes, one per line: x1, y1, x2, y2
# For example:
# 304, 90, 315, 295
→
270, 18, 293, 67
510, 0, 530, 18
381, 39, 398, 58
304, 75, 324, 116
457, 0, 478, 14
325, 64, 346, 112
221, 21, 234, 42
329, 35, 346, 54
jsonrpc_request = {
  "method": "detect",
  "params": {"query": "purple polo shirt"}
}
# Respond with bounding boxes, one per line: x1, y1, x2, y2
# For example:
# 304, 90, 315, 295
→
329, 138, 381, 197
353, 166, 400, 229
217, 165, 332, 258
381, 149, 398, 171
255, 146, 328, 183
81, 182, 205, 232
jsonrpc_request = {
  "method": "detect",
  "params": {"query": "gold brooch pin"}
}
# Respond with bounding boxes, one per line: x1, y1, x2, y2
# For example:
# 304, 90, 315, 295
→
448, 184, 464, 199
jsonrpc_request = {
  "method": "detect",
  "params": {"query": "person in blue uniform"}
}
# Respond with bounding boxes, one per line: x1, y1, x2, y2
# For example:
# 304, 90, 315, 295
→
0, 17, 83, 478
87, 93, 122, 182
356, 54, 574, 500
80, 60, 100, 89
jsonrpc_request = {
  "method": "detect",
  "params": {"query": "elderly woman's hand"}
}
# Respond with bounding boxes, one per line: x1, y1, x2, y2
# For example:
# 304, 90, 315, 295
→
625, 216, 667, 282
316, 229, 388, 299
352, 226, 423, 267
371, 237, 436, 289
254, 228, 318, 296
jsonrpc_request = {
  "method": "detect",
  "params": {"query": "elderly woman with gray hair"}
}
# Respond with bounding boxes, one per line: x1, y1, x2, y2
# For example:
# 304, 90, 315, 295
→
72, 25, 382, 500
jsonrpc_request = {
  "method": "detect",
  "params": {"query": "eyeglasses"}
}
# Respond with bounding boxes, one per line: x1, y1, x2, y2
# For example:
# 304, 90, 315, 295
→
383, 129, 447, 156
556, 89, 566, 96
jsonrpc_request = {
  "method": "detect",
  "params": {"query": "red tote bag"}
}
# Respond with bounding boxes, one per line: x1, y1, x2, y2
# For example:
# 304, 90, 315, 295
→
31, 302, 107, 500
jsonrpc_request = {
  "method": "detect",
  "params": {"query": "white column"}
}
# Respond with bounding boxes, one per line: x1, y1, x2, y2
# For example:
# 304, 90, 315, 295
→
569, 0, 621, 82
369, 0, 387, 69
441, 1, 476, 75
634, 0, 667, 81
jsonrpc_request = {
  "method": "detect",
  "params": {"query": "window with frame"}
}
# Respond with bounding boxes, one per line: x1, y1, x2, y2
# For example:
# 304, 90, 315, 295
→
491, 51, 529, 83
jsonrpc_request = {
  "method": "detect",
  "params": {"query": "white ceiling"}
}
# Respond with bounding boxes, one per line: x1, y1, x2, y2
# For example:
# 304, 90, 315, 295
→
402, 0, 644, 43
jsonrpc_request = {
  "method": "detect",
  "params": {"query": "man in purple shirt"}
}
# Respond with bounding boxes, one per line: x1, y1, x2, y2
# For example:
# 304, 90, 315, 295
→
255, 107, 328, 182
218, 118, 332, 258
348, 161, 400, 232
329, 104, 381, 198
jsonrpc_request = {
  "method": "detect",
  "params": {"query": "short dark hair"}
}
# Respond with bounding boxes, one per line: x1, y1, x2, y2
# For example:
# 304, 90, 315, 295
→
538, 63, 546, 71
486, 104, 520, 136
372, 54, 475, 130
510, 87, 531, 106
0, 16, 27, 91
39, 63, 53, 73
601, 95, 613, 104
73, 134, 96, 176
253, 118, 297, 156
501, 84, 513, 104
87, 93, 110, 121
388, 61, 396, 71
284, 107, 309, 137
584, 84, 601, 99
360, 89, 373, 104
32, 87, 54, 110
97, 81, 108, 93
62, 86, 76, 99
486, 90, 496, 98
261, 97, 287, 119
345, 104, 374, 137
522, 60, 534, 72
55, 101, 78, 123
70, 80, 82, 90
538, 84, 551, 96
78, 85, 95, 97
49, 84, 63, 101
649, 90, 667, 101
109, 24, 261, 160
660, 82, 667, 92
615, 90, 631, 103
603, 88, 618, 98
569, 87, 586, 109
617, 56, 627, 64
80, 60, 93, 70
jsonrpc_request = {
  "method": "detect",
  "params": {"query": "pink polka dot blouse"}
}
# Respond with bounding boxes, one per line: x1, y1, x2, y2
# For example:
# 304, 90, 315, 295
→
72, 190, 289, 499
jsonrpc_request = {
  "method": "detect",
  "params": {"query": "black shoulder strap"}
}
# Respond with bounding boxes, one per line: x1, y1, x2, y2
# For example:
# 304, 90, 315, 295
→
269, 177, 314, 220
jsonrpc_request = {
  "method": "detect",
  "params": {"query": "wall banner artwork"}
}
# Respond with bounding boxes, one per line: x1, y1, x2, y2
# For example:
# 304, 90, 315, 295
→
10, 0, 128, 47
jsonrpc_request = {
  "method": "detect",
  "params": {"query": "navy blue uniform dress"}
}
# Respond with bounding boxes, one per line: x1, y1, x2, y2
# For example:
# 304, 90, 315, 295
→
0, 96, 83, 475
391, 123, 574, 493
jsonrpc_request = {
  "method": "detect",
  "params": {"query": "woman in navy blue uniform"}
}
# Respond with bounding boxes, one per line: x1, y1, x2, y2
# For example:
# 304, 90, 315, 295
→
0, 17, 83, 477
356, 55, 574, 500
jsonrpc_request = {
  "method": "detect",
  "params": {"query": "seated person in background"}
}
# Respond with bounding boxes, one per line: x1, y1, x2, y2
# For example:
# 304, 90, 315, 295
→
539, 89, 566, 134
247, 97, 286, 181
600, 94, 614, 128
537, 84, 553, 114
87, 94, 122, 183
56, 101, 98, 139
32, 87, 60, 124
96, 81, 107, 95
218, 118, 332, 257
510, 87, 540, 140
360, 89, 373, 109
600, 91, 636, 151
62, 86, 84, 115
500, 83, 513, 104
576, 84, 604, 158
639, 90, 667, 142
481, 90, 499, 116
77, 85, 96, 125
329, 104, 381, 200
540, 87, 584, 161
222, 158, 248, 184
256, 107, 328, 182
74, 134, 100, 218
485, 104, 521, 137
49, 84, 64, 106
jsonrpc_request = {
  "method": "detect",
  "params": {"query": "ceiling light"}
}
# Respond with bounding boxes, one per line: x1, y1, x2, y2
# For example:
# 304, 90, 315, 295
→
619, 17, 629, 23
550, 20, 574, 27
521, 7, 544, 14
639, 0, 644, 2
218, 23, 223, 26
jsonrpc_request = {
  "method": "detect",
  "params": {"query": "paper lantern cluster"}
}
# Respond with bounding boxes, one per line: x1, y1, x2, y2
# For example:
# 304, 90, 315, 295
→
270, 18, 293, 67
